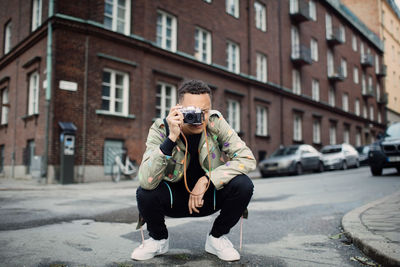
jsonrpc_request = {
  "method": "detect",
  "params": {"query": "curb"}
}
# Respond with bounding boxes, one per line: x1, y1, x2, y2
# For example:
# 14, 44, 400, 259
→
342, 191, 400, 267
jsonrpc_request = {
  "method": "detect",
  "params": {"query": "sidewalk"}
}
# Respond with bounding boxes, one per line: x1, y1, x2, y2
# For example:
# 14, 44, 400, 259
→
342, 190, 400, 267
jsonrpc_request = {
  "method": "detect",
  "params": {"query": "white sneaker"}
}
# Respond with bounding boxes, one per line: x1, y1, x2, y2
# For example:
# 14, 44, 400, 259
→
205, 234, 240, 261
131, 237, 169, 261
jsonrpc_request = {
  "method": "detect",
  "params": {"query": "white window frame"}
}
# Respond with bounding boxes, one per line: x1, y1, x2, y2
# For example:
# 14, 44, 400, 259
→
369, 105, 374, 121
28, 71, 39, 115
378, 111, 382, 123
310, 38, 318, 62
376, 83, 381, 100
293, 114, 302, 142
361, 72, 366, 94
312, 78, 319, 101
325, 13, 332, 39
356, 129, 361, 147
341, 58, 347, 78
156, 82, 176, 119
309, 0, 317, 21
360, 42, 365, 58
313, 119, 321, 144
329, 87, 335, 107
226, 41, 240, 74
368, 75, 373, 92
343, 127, 350, 144
352, 35, 357, 51
256, 53, 268, 82
375, 54, 379, 74
32, 0, 42, 32
353, 67, 359, 84
227, 99, 240, 132
4, 21, 11, 54
363, 105, 368, 119
104, 0, 131, 35
291, 26, 300, 58
195, 27, 212, 64
156, 10, 177, 52
355, 98, 360, 116
329, 124, 336, 145
254, 1, 266, 32
292, 69, 301, 95
256, 106, 268, 136
342, 93, 349, 112
1, 88, 9, 125
327, 49, 334, 76
339, 24, 346, 43
226, 0, 239, 18
101, 69, 129, 116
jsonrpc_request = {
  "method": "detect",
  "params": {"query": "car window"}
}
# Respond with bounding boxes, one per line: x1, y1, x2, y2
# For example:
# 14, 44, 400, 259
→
386, 123, 400, 139
271, 147, 299, 157
321, 146, 342, 154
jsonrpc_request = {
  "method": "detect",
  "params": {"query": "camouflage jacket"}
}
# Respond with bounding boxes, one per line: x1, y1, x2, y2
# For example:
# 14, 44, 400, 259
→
138, 110, 256, 190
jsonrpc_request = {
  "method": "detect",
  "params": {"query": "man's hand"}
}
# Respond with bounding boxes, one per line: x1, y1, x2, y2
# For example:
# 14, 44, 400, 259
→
188, 176, 208, 214
166, 105, 184, 142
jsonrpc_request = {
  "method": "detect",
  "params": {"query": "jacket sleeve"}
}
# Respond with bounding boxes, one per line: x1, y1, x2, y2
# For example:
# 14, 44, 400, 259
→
209, 115, 257, 190
138, 120, 170, 190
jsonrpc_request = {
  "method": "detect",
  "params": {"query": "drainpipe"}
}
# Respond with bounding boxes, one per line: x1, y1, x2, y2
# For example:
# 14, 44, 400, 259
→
80, 35, 89, 183
43, 0, 54, 183
278, 0, 284, 146
247, 0, 253, 149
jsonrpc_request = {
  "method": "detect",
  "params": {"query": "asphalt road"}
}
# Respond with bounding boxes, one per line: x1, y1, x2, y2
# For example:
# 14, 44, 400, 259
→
1, 166, 399, 266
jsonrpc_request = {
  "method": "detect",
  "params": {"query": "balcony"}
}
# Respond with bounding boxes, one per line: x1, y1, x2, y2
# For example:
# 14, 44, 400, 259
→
326, 28, 344, 46
291, 45, 312, 66
362, 86, 374, 98
328, 67, 345, 82
289, 0, 310, 23
361, 54, 374, 68
376, 64, 387, 77
377, 93, 388, 105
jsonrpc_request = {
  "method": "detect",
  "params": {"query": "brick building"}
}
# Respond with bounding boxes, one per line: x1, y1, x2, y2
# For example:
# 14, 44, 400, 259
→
0, 0, 386, 182
341, 0, 400, 124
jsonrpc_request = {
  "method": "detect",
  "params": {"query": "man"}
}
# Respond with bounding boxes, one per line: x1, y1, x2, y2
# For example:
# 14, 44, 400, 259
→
131, 80, 256, 261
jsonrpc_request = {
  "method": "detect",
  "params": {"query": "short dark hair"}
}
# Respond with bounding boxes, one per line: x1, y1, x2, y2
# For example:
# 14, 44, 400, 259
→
177, 80, 212, 102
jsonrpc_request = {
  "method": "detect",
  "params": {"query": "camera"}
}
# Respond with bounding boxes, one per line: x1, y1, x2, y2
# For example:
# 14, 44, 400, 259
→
179, 106, 204, 125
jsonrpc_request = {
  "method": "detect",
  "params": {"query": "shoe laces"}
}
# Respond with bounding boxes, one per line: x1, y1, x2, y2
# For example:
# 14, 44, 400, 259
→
217, 235, 234, 250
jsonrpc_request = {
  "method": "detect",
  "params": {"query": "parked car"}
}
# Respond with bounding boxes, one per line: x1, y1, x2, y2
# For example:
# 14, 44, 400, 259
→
321, 143, 360, 170
356, 145, 370, 166
258, 144, 324, 177
369, 122, 400, 176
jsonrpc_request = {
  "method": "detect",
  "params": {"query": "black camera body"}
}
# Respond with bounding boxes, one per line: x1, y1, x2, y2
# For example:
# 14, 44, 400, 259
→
180, 106, 203, 125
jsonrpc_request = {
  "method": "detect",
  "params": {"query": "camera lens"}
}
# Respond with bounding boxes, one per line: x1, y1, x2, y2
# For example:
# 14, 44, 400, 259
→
185, 113, 195, 123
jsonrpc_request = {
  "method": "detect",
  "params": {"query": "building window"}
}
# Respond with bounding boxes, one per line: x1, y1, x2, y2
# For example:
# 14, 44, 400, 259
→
355, 98, 360, 116
363, 105, 368, 119
292, 69, 301, 95
226, 41, 240, 74
310, 38, 318, 61
291, 26, 300, 58
375, 54, 379, 74
325, 13, 332, 39
156, 10, 177, 52
339, 24, 346, 43
195, 27, 212, 64
368, 75, 373, 92
31, 0, 42, 31
24, 140, 35, 174
352, 35, 357, 51
361, 72, 366, 94
312, 79, 319, 101
327, 49, 334, 76
226, 99, 240, 132
101, 69, 129, 116
313, 119, 321, 144
254, 1, 266, 32
226, 0, 239, 18
343, 126, 350, 144
353, 67, 359, 84
4, 21, 11, 54
103, 139, 124, 175
360, 42, 365, 57
293, 114, 302, 142
1, 88, 9, 125
369, 105, 374, 121
341, 58, 347, 78
356, 128, 362, 147
256, 106, 268, 136
28, 71, 39, 115
256, 53, 267, 82
376, 83, 381, 100
156, 82, 176, 119
342, 93, 349, 112
309, 0, 317, 21
329, 124, 336, 145
329, 87, 335, 107
378, 111, 382, 123
104, 0, 131, 35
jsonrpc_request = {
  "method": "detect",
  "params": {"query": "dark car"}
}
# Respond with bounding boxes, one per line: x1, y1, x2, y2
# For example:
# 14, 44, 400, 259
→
258, 144, 324, 177
369, 122, 400, 176
356, 145, 370, 166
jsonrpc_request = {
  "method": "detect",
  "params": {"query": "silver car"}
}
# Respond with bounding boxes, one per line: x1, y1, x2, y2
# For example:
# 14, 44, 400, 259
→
258, 144, 324, 177
321, 143, 360, 170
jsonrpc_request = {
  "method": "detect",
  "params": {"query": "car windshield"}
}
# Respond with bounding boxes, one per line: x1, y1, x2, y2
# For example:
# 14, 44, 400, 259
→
385, 123, 400, 139
356, 146, 369, 154
271, 147, 298, 157
321, 147, 342, 154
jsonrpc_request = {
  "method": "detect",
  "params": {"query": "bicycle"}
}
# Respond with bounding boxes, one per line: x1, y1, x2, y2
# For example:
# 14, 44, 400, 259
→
110, 151, 137, 183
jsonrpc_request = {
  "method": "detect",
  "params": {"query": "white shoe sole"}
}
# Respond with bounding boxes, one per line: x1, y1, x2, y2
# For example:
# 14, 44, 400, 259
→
131, 244, 169, 261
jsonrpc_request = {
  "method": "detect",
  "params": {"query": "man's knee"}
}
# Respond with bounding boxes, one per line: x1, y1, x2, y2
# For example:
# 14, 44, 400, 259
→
136, 185, 167, 208
228, 174, 254, 198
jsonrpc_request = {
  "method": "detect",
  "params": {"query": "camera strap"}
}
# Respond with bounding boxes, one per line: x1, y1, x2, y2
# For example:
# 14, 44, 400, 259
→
163, 118, 170, 137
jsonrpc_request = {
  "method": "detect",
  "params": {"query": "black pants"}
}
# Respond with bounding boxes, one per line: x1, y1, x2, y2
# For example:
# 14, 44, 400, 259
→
136, 174, 254, 240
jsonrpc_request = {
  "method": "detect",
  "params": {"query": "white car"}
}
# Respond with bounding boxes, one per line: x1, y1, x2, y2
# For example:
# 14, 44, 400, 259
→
321, 143, 360, 170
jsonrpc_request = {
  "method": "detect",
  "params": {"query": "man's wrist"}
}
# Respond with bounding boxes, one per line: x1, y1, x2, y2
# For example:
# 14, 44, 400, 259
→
168, 133, 179, 142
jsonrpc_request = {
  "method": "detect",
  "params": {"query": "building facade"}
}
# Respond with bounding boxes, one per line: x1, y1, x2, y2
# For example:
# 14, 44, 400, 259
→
0, 0, 385, 182
342, 0, 400, 124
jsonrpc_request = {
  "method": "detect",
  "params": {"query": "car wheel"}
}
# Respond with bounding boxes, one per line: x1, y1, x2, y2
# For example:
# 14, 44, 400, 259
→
370, 165, 383, 176
260, 171, 270, 178
341, 161, 348, 170
316, 162, 324, 173
295, 163, 303, 175
396, 167, 400, 174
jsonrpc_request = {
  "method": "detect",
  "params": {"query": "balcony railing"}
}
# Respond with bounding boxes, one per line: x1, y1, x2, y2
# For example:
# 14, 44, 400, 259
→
289, 0, 310, 23
327, 27, 345, 46
362, 86, 374, 98
291, 45, 312, 66
377, 93, 388, 104
328, 66, 345, 82
376, 64, 387, 77
361, 54, 374, 67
